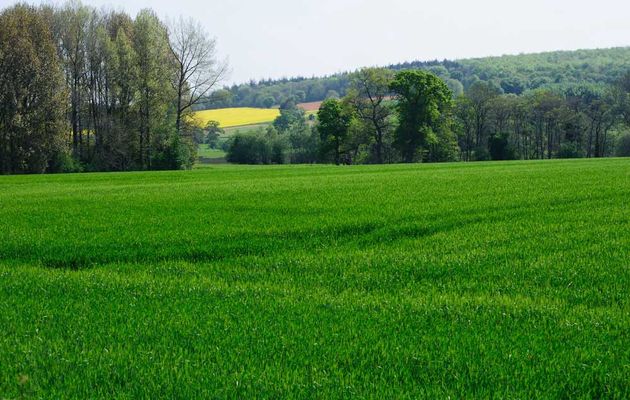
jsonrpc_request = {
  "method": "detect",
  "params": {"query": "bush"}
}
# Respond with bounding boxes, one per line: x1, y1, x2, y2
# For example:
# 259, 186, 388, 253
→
473, 146, 491, 161
557, 143, 585, 159
226, 133, 270, 164
226, 128, 288, 164
151, 133, 195, 170
49, 149, 83, 173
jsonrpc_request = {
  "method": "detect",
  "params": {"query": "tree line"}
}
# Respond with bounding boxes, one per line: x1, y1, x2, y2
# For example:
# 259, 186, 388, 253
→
204, 47, 630, 110
225, 68, 630, 164
0, 2, 225, 174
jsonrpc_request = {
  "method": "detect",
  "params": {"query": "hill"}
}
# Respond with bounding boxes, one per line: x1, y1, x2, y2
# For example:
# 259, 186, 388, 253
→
199, 47, 630, 110
193, 107, 280, 128
1, 159, 629, 397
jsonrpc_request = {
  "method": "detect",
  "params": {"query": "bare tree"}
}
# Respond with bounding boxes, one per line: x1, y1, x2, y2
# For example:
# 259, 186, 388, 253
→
168, 17, 228, 135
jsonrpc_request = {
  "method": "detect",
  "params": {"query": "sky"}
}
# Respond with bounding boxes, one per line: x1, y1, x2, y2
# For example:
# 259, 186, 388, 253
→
5, 0, 630, 84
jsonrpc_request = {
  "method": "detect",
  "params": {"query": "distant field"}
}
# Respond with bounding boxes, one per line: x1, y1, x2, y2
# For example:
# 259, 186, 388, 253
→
193, 107, 280, 128
197, 144, 226, 163
297, 100, 322, 111
193, 103, 320, 130
1, 159, 629, 397
224, 123, 270, 135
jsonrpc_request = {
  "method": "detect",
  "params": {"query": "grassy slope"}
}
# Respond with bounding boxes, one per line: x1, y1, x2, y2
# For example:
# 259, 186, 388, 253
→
0, 159, 629, 398
197, 144, 226, 159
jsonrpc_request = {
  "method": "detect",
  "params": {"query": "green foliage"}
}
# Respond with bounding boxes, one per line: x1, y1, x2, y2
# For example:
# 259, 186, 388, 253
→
616, 133, 630, 156
346, 68, 394, 164
287, 122, 319, 164
390, 70, 452, 162
262, 96, 275, 108
0, 4, 67, 174
1, 160, 629, 397
0, 4, 214, 174
425, 127, 460, 162
204, 121, 224, 148
226, 130, 272, 164
273, 98, 306, 133
206, 48, 630, 109
317, 99, 353, 164
226, 127, 289, 165
151, 132, 196, 170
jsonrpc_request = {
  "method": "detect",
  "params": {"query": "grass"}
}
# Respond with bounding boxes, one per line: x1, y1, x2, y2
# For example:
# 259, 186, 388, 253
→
224, 123, 271, 136
193, 107, 280, 128
197, 144, 225, 159
1, 159, 629, 398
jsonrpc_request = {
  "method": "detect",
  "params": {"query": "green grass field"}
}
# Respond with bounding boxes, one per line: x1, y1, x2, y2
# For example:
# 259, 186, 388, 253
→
1, 159, 629, 398
197, 144, 226, 160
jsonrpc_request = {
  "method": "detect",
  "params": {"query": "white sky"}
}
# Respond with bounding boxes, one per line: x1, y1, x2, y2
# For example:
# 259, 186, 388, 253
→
6, 0, 630, 84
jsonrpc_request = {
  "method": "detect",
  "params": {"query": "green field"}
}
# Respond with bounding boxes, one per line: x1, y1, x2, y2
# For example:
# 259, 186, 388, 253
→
1, 159, 629, 398
197, 144, 226, 160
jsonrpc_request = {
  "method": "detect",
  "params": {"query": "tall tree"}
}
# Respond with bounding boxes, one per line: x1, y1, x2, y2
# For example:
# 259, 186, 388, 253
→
346, 67, 394, 163
467, 81, 501, 148
317, 99, 353, 165
390, 70, 452, 162
169, 17, 227, 135
133, 9, 175, 168
0, 5, 67, 173
454, 96, 475, 161
54, 1, 90, 159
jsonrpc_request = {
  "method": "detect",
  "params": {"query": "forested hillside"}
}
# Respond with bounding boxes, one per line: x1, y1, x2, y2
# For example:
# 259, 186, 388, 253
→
203, 47, 630, 109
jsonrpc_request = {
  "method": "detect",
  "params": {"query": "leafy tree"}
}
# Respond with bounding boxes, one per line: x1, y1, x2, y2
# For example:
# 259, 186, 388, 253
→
317, 99, 353, 165
288, 125, 319, 163
133, 9, 174, 168
225, 127, 288, 164
273, 99, 306, 133
226, 131, 270, 164
467, 81, 502, 148
346, 67, 394, 163
54, 1, 90, 159
425, 126, 460, 162
262, 96, 275, 108
0, 5, 68, 173
454, 96, 475, 161
390, 70, 452, 162
204, 121, 224, 148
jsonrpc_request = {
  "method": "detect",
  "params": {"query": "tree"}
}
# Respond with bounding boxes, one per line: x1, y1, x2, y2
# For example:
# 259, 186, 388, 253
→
616, 133, 630, 157
454, 96, 475, 161
262, 96, 275, 108
390, 70, 452, 162
526, 90, 565, 159
0, 5, 68, 173
54, 1, 90, 159
169, 16, 228, 135
204, 121, 223, 148
317, 99, 353, 165
133, 9, 174, 168
346, 67, 394, 163
273, 98, 305, 133
287, 124, 319, 164
467, 81, 501, 148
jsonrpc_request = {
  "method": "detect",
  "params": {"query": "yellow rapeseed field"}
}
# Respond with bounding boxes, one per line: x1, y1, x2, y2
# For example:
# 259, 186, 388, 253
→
193, 107, 280, 128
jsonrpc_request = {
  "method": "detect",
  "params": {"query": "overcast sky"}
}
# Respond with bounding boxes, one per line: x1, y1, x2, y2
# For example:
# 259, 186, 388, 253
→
6, 0, 630, 84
